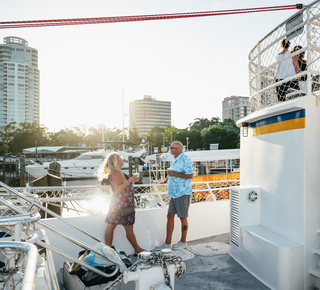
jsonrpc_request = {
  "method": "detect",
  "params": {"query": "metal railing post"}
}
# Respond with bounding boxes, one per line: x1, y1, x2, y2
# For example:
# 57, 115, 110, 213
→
307, 6, 312, 96
151, 184, 167, 207
207, 181, 217, 202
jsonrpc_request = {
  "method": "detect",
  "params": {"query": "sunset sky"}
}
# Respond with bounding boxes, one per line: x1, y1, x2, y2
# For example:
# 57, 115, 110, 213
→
0, 0, 312, 133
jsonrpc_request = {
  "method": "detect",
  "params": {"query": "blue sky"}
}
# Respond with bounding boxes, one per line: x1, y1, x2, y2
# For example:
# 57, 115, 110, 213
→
0, 0, 313, 132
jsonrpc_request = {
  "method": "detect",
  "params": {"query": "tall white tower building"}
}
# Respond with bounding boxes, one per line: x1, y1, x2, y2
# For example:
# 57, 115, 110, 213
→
0, 36, 39, 131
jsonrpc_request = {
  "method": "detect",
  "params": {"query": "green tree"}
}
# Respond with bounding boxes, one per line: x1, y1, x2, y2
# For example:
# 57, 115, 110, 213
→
202, 127, 240, 149
164, 126, 179, 147
86, 124, 106, 147
11, 122, 49, 153
189, 117, 220, 131
103, 127, 125, 150
164, 126, 203, 150
146, 127, 165, 152
49, 128, 84, 146
0, 122, 18, 154
128, 128, 141, 148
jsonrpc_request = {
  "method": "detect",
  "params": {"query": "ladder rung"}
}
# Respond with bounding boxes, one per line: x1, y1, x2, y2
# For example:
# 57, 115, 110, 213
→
314, 247, 320, 256
310, 267, 320, 278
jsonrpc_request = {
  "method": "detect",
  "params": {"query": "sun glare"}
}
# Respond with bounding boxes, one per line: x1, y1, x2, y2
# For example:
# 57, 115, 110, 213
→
86, 195, 110, 216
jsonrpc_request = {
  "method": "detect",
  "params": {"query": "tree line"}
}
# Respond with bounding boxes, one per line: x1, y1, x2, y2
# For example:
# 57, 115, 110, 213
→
0, 117, 240, 155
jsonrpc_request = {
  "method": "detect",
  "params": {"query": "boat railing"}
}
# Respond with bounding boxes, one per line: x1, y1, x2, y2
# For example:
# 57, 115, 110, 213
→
248, 0, 320, 112
0, 179, 238, 288
0, 181, 126, 289
0, 242, 38, 290
1, 179, 238, 216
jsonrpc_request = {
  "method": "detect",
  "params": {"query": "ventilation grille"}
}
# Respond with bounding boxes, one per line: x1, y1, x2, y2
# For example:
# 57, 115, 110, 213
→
230, 189, 240, 247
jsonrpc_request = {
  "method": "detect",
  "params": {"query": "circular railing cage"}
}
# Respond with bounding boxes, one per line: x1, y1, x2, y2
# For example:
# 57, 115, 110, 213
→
249, 0, 320, 112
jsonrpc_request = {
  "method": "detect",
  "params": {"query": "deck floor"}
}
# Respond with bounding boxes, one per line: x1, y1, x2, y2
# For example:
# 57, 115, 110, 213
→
175, 234, 269, 290
130, 233, 270, 290
62, 233, 271, 289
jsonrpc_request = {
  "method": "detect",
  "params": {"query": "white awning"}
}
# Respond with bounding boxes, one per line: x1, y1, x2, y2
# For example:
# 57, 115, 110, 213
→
145, 149, 240, 162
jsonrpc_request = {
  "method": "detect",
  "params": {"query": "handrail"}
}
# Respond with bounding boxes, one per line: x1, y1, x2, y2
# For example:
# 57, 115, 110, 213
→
0, 242, 38, 290
15, 184, 111, 191
0, 190, 123, 281
0, 181, 126, 272
5, 180, 238, 203
0, 213, 41, 226
0, 181, 101, 242
246, 1, 320, 112
0, 178, 236, 287
0, 194, 116, 267
35, 240, 120, 279
249, 12, 310, 63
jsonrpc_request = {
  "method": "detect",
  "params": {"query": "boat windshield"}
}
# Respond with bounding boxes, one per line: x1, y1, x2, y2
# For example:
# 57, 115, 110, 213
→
74, 154, 103, 160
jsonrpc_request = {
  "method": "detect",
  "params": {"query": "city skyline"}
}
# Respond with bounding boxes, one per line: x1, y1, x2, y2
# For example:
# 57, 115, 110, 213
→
0, 0, 312, 132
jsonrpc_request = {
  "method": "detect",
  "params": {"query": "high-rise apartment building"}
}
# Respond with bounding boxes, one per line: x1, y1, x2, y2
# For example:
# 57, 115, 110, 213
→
0, 36, 39, 131
222, 96, 250, 123
129, 95, 171, 135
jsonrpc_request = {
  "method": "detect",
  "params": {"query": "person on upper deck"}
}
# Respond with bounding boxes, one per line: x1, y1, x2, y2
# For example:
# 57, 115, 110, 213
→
293, 45, 307, 92
275, 39, 300, 101
98, 152, 144, 256
156, 141, 194, 251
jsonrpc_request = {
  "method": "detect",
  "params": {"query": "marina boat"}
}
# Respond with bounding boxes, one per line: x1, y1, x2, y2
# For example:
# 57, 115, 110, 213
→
25, 149, 146, 180
145, 149, 240, 182
2, 1, 320, 289
145, 149, 240, 202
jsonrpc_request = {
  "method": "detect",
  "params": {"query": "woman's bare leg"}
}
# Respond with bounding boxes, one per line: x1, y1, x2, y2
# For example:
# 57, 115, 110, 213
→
124, 225, 144, 254
105, 223, 117, 246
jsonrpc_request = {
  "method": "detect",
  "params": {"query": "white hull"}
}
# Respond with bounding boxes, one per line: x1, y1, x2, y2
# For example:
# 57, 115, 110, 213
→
25, 160, 102, 179
232, 2, 320, 289
25, 149, 145, 179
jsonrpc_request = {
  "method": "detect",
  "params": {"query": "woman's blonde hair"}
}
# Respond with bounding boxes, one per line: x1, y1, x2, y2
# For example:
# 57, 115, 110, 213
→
98, 152, 121, 181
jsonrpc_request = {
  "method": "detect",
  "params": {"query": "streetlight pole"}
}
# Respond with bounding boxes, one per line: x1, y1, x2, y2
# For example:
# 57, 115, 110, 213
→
186, 137, 189, 151
145, 137, 149, 155
162, 133, 165, 152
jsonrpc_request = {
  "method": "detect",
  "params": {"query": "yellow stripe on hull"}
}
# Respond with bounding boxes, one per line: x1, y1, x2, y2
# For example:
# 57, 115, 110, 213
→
253, 117, 305, 136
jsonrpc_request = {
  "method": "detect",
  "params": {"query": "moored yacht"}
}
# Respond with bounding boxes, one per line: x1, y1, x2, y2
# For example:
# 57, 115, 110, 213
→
25, 148, 146, 180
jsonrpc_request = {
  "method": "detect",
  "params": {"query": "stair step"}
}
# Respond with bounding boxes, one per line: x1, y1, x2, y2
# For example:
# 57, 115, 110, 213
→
314, 248, 320, 256
310, 267, 320, 278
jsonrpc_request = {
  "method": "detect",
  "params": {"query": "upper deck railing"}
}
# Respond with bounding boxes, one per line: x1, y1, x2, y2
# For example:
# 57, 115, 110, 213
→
249, 0, 320, 112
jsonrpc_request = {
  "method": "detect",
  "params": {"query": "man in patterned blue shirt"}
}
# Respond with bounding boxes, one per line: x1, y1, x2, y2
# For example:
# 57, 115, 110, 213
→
156, 141, 193, 250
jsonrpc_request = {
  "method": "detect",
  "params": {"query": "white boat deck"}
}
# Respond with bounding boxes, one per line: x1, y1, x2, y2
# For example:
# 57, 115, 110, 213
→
175, 236, 270, 290
60, 233, 271, 290
125, 234, 270, 290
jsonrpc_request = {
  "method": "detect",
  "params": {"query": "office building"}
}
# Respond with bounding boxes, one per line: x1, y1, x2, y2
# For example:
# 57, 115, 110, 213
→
0, 36, 39, 131
129, 95, 171, 135
222, 96, 250, 123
